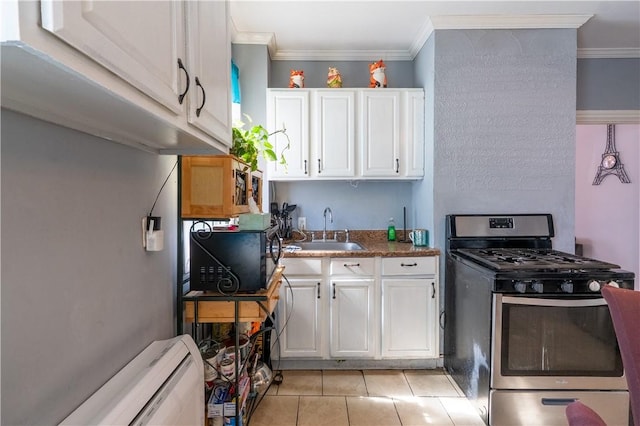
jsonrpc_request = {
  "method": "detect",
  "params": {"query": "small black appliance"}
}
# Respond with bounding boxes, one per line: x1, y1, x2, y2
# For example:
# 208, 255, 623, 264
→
189, 228, 279, 294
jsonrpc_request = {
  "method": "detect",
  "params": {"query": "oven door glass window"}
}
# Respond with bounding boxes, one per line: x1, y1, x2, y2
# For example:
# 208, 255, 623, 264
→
501, 297, 623, 377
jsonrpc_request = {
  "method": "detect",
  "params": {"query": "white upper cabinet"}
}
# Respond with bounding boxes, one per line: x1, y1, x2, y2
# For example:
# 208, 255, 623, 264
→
403, 90, 425, 178
267, 90, 310, 178
2, 0, 231, 153
184, 0, 231, 144
40, 0, 185, 115
313, 90, 356, 177
360, 90, 401, 177
266, 88, 423, 180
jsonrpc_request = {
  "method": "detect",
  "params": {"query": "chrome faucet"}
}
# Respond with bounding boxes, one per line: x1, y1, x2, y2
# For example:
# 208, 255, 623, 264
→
322, 207, 333, 241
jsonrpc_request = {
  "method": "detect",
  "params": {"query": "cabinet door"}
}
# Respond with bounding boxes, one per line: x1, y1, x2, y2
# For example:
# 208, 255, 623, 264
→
278, 278, 323, 358
181, 156, 250, 218
41, 0, 185, 114
360, 90, 400, 177
382, 278, 438, 358
403, 90, 425, 177
184, 0, 231, 146
330, 279, 375, 358
266, 90, 310, 178
313, 90, 356, 177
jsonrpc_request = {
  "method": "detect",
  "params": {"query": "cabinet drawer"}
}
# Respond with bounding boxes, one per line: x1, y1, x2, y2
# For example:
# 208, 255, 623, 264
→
382, 256, 437, 276
330, 258, 375, 276
280, 258, 322, 275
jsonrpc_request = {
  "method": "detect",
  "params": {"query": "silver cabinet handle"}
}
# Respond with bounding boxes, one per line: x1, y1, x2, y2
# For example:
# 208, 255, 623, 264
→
431, 281, 436, 299
401, 262, 417, 267
343, 263, 360, 267
318, 158, 321, 173
395, 158, 400, 173
304, 160, 308, 174
317, 282, 321, 299
332, 283, 336, 299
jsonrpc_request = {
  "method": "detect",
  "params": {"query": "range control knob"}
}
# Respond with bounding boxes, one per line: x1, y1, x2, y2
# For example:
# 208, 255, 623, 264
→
560, 281, 574, 293
513, 281, 527, 294
606, 281, 620, 288
588, 280, 601, 292
531, 281, 544, 293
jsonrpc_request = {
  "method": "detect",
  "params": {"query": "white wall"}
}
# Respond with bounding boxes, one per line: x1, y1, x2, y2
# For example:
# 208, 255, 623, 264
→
576, 124, 639, 288
1, 109, 178, 424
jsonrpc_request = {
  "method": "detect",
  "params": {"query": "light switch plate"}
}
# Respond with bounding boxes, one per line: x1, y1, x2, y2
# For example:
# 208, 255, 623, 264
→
298, 217, 306, 230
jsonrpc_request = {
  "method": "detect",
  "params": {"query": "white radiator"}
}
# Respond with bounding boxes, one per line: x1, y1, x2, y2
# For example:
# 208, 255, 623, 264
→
60, 335, 204, 425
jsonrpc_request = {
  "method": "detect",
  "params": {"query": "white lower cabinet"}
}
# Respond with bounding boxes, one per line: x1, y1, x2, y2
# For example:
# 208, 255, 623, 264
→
329, 258, 376, 358
279, 278, 323, 358
277, 255, 438, 361
381, 257, 439, 358
277, 258, 323, 358
330, 278, 376, 358
382, 279, 437, 358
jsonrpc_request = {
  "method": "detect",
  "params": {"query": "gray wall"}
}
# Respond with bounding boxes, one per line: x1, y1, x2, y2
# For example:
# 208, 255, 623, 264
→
577, 58, 640, 110
270, 60, 415, 88
1, 109, 178, 424
232, 44, 270, 126
273, 181, 414, 231
412, 34, 436, 235
431, 29, 577, 253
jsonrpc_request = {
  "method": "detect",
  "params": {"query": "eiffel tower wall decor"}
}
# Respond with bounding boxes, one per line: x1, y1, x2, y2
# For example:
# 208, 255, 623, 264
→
592, 124, 631, 185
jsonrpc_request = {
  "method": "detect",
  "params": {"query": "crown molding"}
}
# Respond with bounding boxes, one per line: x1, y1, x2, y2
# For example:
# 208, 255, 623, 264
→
270, 49, 414, 61
578, 48, 640, 59
234, 14, 595, 61
231, 30, 278, 57
577, 110, 640, 124
428, 14, 592, 30
409, 18, 436, 59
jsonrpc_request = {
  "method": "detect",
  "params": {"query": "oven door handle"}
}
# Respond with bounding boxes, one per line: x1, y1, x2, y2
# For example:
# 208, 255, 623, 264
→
501, 296, 606, 307
541, 398, 578, 406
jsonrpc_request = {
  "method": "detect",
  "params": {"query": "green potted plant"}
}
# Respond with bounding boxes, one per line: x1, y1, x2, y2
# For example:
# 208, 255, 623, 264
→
231, 115, 289, 172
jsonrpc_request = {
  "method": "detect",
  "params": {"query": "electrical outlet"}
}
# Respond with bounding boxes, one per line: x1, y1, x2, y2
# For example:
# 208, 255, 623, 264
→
298, 217, 306, 230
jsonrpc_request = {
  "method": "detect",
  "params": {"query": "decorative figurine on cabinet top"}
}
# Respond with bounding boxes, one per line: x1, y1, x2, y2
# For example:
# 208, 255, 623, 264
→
327, 67, 343, 88
369, 59, 387, 88
289, 69, 305, 88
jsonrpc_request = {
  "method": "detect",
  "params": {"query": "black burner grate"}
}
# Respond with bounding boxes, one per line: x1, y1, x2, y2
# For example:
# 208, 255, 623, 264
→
456, 248, 621, 271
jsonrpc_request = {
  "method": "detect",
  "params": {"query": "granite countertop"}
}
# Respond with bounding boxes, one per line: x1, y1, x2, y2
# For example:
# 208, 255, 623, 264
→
281, 230, 440, 258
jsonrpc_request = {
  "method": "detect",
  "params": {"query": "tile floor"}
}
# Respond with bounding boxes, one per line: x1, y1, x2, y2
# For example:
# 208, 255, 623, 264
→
248, 369, 485, 426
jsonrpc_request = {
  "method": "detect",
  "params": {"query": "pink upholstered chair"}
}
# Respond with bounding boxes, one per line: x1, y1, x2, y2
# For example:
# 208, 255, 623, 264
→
566, 285, 640, 426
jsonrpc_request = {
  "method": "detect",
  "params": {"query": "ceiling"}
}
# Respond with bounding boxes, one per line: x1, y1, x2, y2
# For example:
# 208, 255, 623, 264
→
230, 0, 640, 60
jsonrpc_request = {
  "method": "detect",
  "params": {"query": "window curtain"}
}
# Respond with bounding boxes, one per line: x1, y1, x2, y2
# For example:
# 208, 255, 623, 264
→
231, 60, 241, 123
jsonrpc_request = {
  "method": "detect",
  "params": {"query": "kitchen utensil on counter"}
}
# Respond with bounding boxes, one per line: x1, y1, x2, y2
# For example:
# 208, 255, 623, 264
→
409, 229, 429, 246
397, 206, 408, 242
275, 202, 297, 238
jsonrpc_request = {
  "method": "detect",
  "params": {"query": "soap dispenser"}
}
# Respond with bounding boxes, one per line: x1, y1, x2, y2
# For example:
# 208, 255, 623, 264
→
387, 217, 396, 241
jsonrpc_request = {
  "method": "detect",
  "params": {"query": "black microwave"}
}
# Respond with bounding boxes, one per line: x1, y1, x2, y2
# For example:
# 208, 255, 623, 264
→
189, 229, 279, 294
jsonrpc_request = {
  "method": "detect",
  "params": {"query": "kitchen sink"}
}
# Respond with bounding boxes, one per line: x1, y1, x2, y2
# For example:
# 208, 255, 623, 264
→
292, 241, 365, 251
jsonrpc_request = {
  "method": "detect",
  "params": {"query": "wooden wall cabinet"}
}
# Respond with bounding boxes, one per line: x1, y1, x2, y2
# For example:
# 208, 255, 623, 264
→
181, 155, 262, 219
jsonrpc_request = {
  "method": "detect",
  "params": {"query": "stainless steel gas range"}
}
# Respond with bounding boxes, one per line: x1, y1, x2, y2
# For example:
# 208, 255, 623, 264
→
444, 214, 635, 426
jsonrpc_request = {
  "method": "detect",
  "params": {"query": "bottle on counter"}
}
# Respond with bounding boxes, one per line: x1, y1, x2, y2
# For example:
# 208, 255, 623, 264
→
387, 217, 396, 241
